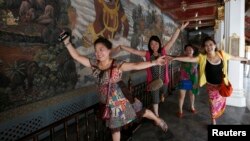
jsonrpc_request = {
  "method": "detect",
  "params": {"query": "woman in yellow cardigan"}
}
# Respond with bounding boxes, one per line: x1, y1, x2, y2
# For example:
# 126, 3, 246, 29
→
170, 37, 248, 125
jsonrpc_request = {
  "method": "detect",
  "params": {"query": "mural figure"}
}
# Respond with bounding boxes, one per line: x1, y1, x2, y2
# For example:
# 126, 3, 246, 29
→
19, 0, 56, 24
82, 0, 129, 47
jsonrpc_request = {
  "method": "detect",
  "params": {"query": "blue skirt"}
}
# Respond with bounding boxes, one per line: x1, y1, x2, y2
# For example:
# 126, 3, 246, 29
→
179, 80, 193, 90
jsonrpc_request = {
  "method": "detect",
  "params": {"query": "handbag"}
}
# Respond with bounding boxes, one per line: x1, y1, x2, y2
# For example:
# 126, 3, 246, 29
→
101, 60, 114, 120
148, 65, 163, 91
102, 104, 111, 120
220, 79, 233, 97
218, 51, 233, 97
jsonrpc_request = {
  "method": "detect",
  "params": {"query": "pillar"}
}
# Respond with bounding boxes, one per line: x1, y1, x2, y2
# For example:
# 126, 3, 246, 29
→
224, 0, 246, 107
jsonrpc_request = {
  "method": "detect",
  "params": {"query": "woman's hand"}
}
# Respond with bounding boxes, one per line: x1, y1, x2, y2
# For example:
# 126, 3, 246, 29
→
241, 59, 250, 64
179, 21, 189, 31
165, 56, 174, 62
63, 36, 70, 46
155, 56, 167, 65
118, 45, 122, 50
193, 84, 198, 89
110, 45, 122, 57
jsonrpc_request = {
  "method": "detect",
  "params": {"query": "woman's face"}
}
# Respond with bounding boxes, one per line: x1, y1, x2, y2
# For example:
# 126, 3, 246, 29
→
204, 40, 216, 53
185, 46, 194, 56
95, 43, 110, 61
150, 40, 160, 52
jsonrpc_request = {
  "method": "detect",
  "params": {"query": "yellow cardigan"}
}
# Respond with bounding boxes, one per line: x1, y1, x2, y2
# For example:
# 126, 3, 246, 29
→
197, 50, 231, 87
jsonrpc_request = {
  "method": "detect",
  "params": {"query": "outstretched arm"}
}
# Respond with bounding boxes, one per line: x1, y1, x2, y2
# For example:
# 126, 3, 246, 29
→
172, 56, 199, 63
163, 22, 189, 52
230, 56, 250, 64
120, 45, 146, 57
63, 37, 91, 67
120, 56, 166, 72
230, 56, 248, 61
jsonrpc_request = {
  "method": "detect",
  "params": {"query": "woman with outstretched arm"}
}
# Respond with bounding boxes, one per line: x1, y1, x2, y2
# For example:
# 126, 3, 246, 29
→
62, 35, 168, 141
114, 22, 189, 117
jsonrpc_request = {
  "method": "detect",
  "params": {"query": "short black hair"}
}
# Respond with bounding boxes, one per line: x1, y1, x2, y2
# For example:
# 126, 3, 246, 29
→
94, 36, 112, 49
184, 44, 194, 51
148, 35, 162, 55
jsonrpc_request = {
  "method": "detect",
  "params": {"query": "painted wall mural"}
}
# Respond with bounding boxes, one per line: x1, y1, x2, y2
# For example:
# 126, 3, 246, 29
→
0, 0, 76, 112
0, 0, 181, 113
82, 0, 129, 46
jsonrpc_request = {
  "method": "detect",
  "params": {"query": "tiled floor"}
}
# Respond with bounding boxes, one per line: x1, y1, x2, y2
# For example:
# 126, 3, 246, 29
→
131, 77, 250, 141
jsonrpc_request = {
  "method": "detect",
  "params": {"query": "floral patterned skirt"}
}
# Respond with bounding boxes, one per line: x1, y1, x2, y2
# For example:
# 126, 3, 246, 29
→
206, 83, 226, 119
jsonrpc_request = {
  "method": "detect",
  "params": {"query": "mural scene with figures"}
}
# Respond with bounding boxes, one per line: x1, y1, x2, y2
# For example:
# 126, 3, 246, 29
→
0, 0, 181, 113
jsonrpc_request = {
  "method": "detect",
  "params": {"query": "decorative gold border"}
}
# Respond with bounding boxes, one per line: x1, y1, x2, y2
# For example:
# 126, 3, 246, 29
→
217, 6, 224, 20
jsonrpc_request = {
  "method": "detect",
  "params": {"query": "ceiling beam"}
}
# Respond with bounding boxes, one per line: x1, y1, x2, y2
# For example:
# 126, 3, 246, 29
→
187, 21, 215, 28
162, 2, 217, 12
179, 15, 216, 22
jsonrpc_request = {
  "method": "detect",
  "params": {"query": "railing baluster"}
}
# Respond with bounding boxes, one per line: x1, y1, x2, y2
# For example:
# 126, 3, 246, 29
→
94, 109, 99, 141
64, 122, 68, 141
86, 113, 90, 141
33, 136, 38, 141
75, 116, 80, 141
50, 128, 54, 141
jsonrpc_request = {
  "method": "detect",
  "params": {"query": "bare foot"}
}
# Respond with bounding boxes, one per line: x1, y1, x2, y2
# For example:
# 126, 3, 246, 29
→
212, 118, 216, 125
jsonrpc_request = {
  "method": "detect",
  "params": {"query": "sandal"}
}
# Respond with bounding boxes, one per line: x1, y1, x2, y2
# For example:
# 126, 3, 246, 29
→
190, 108, 197, 114
177, 112, 183, 118
156, 118, 168, 132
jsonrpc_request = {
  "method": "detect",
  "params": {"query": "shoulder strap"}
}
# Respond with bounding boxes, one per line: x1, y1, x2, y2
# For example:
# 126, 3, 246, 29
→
218, 50, 223, 59
106, 59, 114, 105
218, 51, 226, 77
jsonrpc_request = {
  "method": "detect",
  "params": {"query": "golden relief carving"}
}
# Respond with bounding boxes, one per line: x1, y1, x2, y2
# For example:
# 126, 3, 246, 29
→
214, 20, 220, 29
217, 6, 224, 20
82, 0, 127, 48
101, 0, 119, 34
